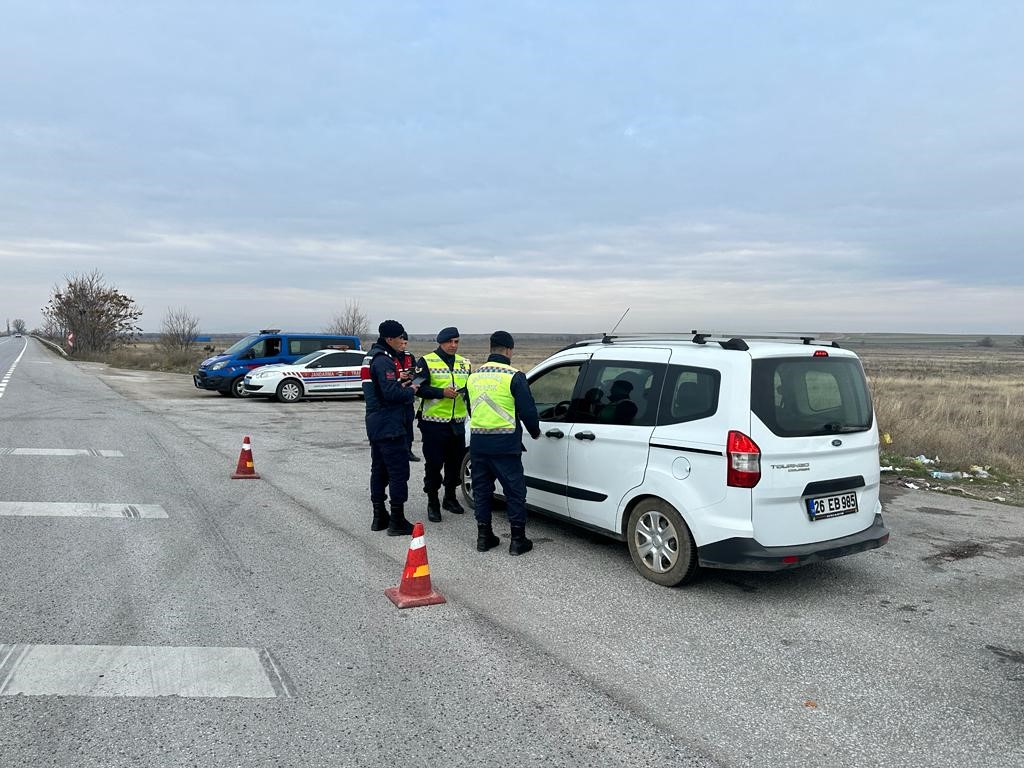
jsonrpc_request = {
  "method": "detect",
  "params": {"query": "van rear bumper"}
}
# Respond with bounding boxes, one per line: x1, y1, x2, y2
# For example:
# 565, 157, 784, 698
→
697, 514, 889, 571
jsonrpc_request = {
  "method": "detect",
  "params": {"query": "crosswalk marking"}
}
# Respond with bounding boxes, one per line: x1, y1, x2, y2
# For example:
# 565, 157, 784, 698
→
0, 644, 295, 698
0, 502, 168, 518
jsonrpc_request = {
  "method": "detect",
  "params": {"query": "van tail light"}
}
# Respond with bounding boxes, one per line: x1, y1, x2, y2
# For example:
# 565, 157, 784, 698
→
727, 430, 761, 488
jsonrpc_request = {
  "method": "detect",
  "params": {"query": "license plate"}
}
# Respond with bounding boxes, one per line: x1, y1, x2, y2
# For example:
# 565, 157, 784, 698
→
806, 491, 858, 520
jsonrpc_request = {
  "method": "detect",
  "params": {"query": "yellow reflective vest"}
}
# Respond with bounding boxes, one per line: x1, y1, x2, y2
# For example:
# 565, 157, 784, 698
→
467, 362, 518, 434
419, 352, 471, 422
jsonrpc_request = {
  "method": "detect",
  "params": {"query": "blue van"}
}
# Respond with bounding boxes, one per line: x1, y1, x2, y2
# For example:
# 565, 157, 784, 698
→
194, 329, 362, 397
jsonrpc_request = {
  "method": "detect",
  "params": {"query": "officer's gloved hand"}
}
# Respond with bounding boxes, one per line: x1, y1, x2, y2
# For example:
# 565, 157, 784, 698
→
529, 429, 541, 440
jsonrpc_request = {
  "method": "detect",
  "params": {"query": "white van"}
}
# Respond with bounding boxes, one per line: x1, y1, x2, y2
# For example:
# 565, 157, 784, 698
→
460, 332, 889, 586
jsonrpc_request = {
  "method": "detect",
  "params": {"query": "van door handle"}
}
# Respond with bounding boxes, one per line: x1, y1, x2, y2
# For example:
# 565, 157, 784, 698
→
545, 429, 564, 439
574, 431, 596, 441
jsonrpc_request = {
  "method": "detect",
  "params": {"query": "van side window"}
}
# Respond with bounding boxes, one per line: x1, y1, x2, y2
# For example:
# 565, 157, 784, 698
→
288, 337, 356, 355
529, 363, 583, 422
573, 362, 665, 427
247, 337, 281, 358
290, 338, 325, 355
657, 366, 720, 425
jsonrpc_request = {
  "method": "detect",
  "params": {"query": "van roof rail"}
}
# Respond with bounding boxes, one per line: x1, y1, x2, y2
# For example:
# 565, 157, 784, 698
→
258, 328, 282, 334
690, 330, 841, 348
558, 332, 842, 352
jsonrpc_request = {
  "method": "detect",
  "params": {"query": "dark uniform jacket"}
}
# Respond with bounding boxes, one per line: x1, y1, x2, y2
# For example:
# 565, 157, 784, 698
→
469, 353, 541, 455
362, 340, 416, 441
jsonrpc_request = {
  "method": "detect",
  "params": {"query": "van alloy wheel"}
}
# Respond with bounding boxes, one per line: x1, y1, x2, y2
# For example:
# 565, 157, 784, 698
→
231, 376, 249, 398
626, 500, 699, 587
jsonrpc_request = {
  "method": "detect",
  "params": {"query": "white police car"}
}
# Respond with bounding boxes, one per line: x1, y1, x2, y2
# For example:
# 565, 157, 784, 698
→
243, 349, 365, 403
461, 331, 888, 586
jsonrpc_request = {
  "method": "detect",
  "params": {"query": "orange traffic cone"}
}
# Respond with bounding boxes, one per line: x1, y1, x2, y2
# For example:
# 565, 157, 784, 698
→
385, 522, 446, 608
230, 435, 261, 479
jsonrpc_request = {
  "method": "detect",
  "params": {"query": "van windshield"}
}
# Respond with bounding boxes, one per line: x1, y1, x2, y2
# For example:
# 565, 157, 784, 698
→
751, 356, 873, 438
223, 335, 260, 356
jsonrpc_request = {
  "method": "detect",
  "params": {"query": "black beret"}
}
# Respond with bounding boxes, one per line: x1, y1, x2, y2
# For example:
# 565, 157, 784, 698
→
489, 330, 515, 349
378, 319, 406, 339
436, 326, 460, 343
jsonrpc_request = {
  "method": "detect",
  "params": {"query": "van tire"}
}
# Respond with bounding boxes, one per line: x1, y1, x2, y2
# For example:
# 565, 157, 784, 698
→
459, 453, 473, 507
217, 390, 232, 397
276, 379, 303, 403
230, 376, 249, 398
626, 500, 699, 587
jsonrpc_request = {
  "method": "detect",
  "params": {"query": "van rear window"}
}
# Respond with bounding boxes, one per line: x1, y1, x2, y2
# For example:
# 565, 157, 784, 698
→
751, 357, 873, 437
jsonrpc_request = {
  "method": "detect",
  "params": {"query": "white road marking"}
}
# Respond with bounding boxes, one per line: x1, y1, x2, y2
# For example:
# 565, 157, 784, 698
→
0, 644, 295, 698
0, 448, 124, 457
0, 502, 168, 518
0, 340, 27, 400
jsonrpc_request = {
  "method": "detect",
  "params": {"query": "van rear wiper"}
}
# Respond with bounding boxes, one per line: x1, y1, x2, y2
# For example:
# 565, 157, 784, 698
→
823, 422, 863, 433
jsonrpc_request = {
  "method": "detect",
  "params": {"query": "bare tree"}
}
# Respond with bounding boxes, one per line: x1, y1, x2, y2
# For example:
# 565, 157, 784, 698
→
11, 318, 26, 334
41, 270, 143, 354
324, 299, 369, 337
158, 307, 201, 353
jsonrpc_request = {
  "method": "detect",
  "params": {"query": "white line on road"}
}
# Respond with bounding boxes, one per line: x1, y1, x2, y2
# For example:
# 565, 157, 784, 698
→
0, 339, 27, 400
0, 502, 168, 518
0, 448, 124, 457
0, 644, 295, 698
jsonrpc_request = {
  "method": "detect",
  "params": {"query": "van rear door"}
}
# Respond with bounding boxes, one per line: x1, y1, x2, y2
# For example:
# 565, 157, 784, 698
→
748, 352, 880, 547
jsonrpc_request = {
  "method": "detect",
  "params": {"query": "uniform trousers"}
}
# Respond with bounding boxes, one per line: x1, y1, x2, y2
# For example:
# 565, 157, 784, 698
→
419, 421, 466, 495
470, 452, 527, 526
369, 436, 410, 505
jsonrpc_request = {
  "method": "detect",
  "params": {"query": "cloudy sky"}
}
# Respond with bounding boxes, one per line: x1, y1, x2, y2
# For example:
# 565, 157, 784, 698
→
1, 1, 1021, 335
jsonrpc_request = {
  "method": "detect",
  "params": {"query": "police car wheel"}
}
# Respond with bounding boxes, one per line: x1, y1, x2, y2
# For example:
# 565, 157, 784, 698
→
230, 376, 249, 398
276, 379, 303, 403
626, 500, 699, 587
459, 453, 473, 507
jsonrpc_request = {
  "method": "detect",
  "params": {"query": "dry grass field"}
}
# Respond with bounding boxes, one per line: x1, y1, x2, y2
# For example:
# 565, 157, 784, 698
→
859, 345, 1024, 474
75, 333, 1024, 493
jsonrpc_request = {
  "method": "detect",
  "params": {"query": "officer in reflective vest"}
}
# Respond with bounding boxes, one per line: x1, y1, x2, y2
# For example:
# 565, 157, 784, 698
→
415, 326, 472, 522
465, 330, 541, 555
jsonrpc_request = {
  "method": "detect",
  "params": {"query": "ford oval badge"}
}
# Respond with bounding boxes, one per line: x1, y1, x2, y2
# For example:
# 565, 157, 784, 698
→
831, 439, 842, 447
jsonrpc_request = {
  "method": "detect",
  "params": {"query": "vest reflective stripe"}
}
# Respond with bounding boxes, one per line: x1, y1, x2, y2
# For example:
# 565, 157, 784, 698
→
419, 353, 471, 422
467, 363, 518, 434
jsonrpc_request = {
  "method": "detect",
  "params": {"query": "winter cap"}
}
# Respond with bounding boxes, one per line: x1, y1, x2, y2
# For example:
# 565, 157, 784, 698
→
400, 331, 409, 340
378, 319, 406, 339
436, 326, 460, 343
489, 330, 515, 349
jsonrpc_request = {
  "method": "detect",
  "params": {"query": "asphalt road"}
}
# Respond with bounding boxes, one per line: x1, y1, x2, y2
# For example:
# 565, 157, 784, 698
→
1, 336, 1021, 767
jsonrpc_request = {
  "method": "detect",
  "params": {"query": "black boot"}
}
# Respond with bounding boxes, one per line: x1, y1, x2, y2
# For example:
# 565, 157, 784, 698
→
476, 523, 500, 552
427, 492, 442, 523
441, 487, 465, 514
387, 503, 414, 536
509, 525, 533, 556
370, 502, 389, 532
